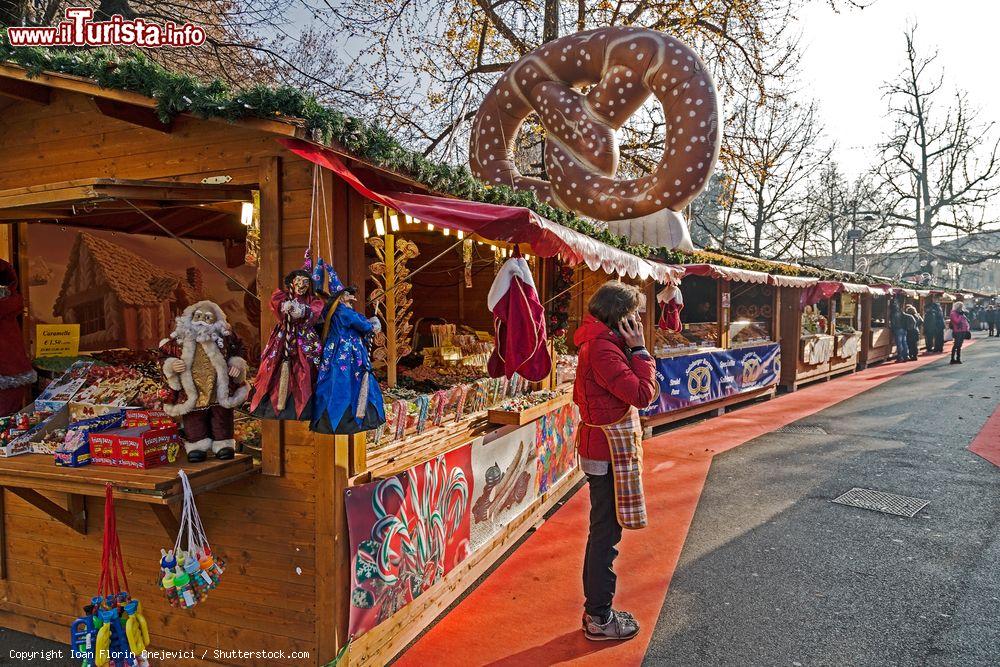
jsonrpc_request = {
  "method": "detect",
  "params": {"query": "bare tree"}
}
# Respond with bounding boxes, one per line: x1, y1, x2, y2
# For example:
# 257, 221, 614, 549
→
875, 25, 1000, 273
725, 87, 831, 258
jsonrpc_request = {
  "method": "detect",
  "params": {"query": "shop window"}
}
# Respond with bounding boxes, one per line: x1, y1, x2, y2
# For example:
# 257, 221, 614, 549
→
834, 294, 860, 333
871, 295, 888, 328
730, 283, 774, 345
679, 275, 719, 348
76, 299, 106, 336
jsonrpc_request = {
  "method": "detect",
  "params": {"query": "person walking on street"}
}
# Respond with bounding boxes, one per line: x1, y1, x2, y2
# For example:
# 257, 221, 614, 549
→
924, 299, 946, 353
904, 305, 922, 360
573, 280, 659, 642
891, 300, 909, 362
949, 301, 971, 364
988, 305, 998, 337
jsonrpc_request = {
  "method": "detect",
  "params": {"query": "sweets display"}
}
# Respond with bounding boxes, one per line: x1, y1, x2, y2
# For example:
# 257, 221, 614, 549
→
495, 390, 560, 413
684, 322, 720, 347
731, 320, 771, 345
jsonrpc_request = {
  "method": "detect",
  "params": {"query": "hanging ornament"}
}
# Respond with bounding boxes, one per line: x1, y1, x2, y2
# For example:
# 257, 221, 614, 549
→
463, 239, 474, 288
243, 191, 261, 267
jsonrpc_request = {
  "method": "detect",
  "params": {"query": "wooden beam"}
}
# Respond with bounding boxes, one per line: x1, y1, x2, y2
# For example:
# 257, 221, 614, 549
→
258, 156, 284, 477
0, 490, 6, 580
150, 504, 181, 539
93, 97, 173, 133
5, 487, 86, 535
0, 64, 305, 138
0, 76, 50, 105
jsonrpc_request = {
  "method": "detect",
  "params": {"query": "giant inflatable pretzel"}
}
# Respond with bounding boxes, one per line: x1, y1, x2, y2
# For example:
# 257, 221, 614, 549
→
470, 27, 721, 249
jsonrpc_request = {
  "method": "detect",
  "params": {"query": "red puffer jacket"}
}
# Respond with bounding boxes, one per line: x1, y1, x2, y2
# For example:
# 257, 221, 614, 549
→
573, 315, 659, 461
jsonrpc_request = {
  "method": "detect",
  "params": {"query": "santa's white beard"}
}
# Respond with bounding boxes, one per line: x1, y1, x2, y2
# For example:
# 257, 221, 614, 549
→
172, 319, 229, 344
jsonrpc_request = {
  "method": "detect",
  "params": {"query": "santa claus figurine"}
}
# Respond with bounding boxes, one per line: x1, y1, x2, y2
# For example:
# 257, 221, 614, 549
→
160, 300, 250, 462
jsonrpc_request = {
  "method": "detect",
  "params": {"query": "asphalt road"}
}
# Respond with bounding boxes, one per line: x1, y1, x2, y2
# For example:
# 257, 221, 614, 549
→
645, 336, 1000, 667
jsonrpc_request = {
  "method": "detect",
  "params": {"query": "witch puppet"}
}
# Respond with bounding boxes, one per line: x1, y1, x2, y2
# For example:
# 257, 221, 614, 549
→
311, 268, 386, 435
249, 270, 325, 420
160, 301, 250, 463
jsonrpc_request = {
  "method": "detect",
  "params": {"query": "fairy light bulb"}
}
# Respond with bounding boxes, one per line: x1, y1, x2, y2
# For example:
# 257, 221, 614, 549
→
457, 230, 465, 240
373, 210, 386, 236
443, 227, 450, 236
240, 201, 254, 226
389, 210, 400, 232
404, 214, 413, 225
427, 223, 435, 231
363, 221, 370, 238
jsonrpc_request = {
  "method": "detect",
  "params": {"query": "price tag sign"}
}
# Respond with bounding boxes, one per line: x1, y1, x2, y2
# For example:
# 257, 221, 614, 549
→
36, 324, 80, 358
721, 292, 731, 309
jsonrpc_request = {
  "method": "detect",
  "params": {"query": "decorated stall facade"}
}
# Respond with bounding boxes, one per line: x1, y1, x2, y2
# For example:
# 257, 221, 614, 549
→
639, 264, 781, 429
778, 280, 866, 391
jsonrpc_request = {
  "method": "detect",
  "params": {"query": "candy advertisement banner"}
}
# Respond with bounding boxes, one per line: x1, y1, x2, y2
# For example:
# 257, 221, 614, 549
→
642, 343, 780, 417
469, 402, 579, 552
347, 402, 579, 637
346, 447, 473, 638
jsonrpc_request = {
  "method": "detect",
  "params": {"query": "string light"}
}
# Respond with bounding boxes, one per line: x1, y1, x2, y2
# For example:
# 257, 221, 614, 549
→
373, 210, 386, 236
427, 223, 435, 231
443, 228, 450, 236
363, 222, 370, 238
457, 230, 464, 240
240, 201, 254, 226
389, 209, 400, 232
404, 214, 413, 225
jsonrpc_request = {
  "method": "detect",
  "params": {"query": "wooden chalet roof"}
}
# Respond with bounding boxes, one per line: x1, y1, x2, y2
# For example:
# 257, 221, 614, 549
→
53, 231, 199, 315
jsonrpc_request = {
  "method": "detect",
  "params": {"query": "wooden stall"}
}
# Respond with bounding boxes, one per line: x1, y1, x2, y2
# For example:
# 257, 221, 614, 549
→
778, 280, 864, 392
862, 287, 895, 366
640, 264, 780, 431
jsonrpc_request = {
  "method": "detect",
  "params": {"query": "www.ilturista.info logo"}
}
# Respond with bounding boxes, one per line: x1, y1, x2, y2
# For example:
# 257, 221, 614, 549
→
7, 8, 206, 48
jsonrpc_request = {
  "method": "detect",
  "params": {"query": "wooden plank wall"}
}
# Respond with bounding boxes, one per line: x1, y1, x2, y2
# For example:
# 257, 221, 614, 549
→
0, 90, 331, 664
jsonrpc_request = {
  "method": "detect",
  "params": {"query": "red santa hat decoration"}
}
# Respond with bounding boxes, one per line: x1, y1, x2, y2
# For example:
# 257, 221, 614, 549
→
657, 283, 684, 333
486, 249, 551, 382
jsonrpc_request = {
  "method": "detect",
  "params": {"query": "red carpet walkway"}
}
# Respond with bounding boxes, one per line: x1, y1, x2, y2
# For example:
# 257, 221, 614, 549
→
396, 347, 973, 667
969, 399, 1000, 468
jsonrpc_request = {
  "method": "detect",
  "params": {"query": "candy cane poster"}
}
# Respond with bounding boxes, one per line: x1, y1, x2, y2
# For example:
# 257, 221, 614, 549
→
346, 447, 472, 637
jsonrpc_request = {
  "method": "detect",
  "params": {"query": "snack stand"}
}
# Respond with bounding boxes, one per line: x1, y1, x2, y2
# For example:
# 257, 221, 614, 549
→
641, 264, 781, 430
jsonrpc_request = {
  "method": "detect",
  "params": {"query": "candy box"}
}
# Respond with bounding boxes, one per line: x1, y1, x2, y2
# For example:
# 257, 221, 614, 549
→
90, 426, 180, 469
0, 403, 60, 457
54, 411, 126, 467
125, 409, 175, 430
34, 360, 94, 412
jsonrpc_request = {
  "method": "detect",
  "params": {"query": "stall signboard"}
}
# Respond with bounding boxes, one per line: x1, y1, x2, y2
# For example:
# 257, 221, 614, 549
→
346, 402, 579, 638
642, 343, 780, 416
35, 324, 80, 358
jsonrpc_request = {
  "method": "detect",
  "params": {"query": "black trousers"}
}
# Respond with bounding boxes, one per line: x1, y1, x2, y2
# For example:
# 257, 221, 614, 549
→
952, 334, 966, 360
906, 331, 920, 360
989, 323, 996, 337
583, 471, 622, 619
927, 330, 944, 353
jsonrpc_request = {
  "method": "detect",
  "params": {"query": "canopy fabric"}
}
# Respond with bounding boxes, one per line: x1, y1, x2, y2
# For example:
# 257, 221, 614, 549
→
768, 274, 820, 288
868, 284, 894, 296
279, 138, 683, 284
800, 281, 844, 308
841, 283, 871, 294
682, 263, 771, 285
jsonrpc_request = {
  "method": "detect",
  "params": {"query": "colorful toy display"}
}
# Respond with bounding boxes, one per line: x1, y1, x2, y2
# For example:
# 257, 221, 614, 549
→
70, 483, 150, 666
157, 470, 225, 609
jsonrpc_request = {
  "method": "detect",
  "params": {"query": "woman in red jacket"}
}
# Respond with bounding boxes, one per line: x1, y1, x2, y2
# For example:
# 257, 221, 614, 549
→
573, 280, 659, 641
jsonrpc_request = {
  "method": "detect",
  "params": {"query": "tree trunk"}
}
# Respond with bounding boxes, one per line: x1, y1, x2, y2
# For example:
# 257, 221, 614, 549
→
915, 222, 934, 274
544, 0, 560, 43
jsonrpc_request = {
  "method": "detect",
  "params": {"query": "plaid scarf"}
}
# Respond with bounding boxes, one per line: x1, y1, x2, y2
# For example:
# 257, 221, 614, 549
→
584, 407, 647, 530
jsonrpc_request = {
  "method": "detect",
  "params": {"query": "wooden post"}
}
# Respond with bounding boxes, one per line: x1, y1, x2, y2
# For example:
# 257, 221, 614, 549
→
859, 293, 873, 369
383, 232, 397, 388
259, 156, 284, 477
719, 279, 731, 349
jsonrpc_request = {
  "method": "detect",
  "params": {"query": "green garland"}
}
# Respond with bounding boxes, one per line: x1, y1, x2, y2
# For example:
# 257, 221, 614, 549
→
0, 38, 647, 255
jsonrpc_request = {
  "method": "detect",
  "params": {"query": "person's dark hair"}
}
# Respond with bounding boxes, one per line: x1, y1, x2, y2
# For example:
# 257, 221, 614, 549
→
283, 269, 312, 289
588, 280, 642, 330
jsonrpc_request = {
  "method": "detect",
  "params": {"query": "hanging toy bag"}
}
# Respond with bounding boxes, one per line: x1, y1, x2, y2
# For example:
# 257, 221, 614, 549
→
70, 483, 150, 667
157, 470, 225, 610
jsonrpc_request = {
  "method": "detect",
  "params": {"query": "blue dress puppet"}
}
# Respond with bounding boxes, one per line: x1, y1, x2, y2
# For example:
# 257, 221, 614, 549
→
311, 264, 386, 435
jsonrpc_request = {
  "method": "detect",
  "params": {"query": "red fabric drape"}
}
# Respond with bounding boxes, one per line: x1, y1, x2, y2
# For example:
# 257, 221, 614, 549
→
799, 281, 845, 308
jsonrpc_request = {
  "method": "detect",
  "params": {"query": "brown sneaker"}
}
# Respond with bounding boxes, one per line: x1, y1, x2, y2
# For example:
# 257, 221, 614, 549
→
582, 609, 640, 641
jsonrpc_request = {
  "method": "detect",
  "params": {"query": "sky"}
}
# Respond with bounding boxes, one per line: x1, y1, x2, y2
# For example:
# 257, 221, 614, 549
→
797, 0, 1000, 180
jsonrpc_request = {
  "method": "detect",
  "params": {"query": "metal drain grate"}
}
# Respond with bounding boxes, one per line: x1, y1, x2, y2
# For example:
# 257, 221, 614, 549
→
774, 424, 828, 435
831, 488, 929, 518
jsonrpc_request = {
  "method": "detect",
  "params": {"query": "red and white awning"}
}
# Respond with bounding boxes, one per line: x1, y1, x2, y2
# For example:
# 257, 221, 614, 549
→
769, 274, 820, 288
279, 138, 684, 284
682, 263, 771, 285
